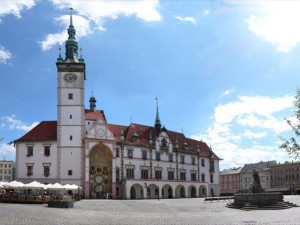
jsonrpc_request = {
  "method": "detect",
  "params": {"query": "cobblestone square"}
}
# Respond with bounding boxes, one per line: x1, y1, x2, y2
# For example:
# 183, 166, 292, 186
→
1, 196, 300, 225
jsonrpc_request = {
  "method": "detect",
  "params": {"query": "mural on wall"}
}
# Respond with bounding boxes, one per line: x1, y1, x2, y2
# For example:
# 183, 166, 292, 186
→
89, 145, 112, 197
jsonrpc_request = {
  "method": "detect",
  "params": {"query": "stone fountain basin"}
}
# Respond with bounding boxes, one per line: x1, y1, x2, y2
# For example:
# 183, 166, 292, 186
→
233, 193, 283, 207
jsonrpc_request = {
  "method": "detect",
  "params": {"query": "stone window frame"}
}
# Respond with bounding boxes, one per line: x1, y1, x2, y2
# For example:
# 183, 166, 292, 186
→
43, 144, 51, 157
43, 163, 51, 176
142, 151, 147, 160
26, 163, 34, 176
127, 149, 133, 158
26, 144, 34, 157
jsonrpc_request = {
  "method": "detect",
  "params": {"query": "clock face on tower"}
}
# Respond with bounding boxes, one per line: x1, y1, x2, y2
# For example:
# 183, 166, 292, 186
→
64, 73, 77, 83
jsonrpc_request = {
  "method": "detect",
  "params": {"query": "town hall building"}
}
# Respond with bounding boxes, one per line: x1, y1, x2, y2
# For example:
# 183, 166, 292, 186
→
14, 11, 220, 199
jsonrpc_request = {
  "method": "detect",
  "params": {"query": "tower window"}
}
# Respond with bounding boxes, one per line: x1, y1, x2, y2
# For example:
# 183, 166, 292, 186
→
70, 115, 72, 119
68, 93, 73, 100
70, 135, 73, 140
68, 170, 72, 176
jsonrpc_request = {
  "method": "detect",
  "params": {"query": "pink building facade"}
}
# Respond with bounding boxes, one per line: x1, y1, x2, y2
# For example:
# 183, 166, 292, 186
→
220, 167, 241, 196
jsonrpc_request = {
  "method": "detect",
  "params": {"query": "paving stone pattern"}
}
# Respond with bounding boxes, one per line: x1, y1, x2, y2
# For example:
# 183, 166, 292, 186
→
1, 196, 300, 224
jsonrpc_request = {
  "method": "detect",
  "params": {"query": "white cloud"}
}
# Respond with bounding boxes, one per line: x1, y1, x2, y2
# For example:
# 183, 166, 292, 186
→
0, 143, 15, 159
243, 129, 267, 139
41, 0, 161, 50
0, 0, 35, 22
175, 16, 196, 24
40, 15, 92, 51
191, 94, 294, 170
203, 10, 210, 16
245, 2, 300, 52
1, 115, 39, 132
0, 45, 12, 64
220, 88, 235, 98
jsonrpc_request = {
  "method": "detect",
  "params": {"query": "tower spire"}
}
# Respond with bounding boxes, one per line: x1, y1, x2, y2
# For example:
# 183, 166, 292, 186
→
64, 7, 79, 62
154, 97, 162, 132
89, 91, 96, 112
70, 7, 73, 26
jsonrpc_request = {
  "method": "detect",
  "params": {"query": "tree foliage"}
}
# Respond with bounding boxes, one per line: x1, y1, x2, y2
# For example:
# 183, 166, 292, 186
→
280, 89, 300, 158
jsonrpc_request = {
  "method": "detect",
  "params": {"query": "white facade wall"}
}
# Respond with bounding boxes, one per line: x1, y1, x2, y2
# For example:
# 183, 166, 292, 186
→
60, 148, 82, 180
16, 142, 58, 182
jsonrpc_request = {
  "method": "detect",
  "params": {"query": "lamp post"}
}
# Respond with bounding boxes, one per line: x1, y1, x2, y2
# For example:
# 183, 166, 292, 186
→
197, 144, 200, 182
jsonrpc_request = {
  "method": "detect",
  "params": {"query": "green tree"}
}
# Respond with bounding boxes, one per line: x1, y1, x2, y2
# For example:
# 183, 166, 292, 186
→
280, 89, 300, 158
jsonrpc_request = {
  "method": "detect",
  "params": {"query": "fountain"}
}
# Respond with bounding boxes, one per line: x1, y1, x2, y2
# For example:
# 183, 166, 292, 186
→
227, 170, 298, 210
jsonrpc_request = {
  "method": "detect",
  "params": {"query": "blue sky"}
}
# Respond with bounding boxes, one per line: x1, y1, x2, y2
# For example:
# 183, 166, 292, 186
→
0, 0, 300, 170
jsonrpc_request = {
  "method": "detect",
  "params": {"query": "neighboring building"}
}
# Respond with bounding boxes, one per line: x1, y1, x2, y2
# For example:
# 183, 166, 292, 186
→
0, 160, 15, 182
220, 167, 242, 195
240, 161, 276, 193
14, 11, 221, 199
270, 161, 300, 194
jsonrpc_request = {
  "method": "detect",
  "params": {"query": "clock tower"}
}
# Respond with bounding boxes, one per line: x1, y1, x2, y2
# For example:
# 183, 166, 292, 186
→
56, 9, 85, 185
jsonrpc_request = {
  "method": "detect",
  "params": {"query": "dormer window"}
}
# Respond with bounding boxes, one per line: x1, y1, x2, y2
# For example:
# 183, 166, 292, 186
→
132, 132, 139, 141
183, 142, 188, 149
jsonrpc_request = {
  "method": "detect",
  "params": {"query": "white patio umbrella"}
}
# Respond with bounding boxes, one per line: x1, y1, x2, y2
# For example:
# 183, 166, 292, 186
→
0, 181, 8, 189
45, 183, 65, 190
64, 184, 78, 191
70, 184, 82, 190
3, 181, 24, 189
24, 181, 45, 190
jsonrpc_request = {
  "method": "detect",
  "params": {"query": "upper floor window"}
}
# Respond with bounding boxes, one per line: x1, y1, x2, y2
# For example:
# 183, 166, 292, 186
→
142, 151, 147, 160
116, 148, 119, 157
27, 146, 33, 157
68, 93, 73, 100
128, 149, 133, 158
210, 174, 213, 183
156, 152, 161, 161
44, 146, 50, 156
168, 154, 173, 162
201, 159, 205, 167
181, 156, 185, 164
191, 157, 195, 165
68, 170, 73, 176
161, 138, 167, 147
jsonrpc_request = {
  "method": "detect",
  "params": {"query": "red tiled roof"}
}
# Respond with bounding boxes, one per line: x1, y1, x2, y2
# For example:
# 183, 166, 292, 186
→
14, 113, 219, 159
108, 122, 220, 159
85, 109, 106, 122
14, 121, 57, 142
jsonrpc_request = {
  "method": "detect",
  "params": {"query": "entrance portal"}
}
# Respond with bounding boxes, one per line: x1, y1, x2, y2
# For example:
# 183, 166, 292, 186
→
89, 145, 112, 198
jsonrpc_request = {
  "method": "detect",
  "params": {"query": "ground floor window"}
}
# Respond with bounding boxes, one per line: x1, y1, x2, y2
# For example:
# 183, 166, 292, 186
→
44, 166, 50, 176
127, 169, 134, 179
191, 173, 196, 181
27, 166, 33, 176
180, 172, 186, 181
141, 169, 149, 179
201, 174, 205, 182
168, 171, 174, 180
155, 170, 162, 180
